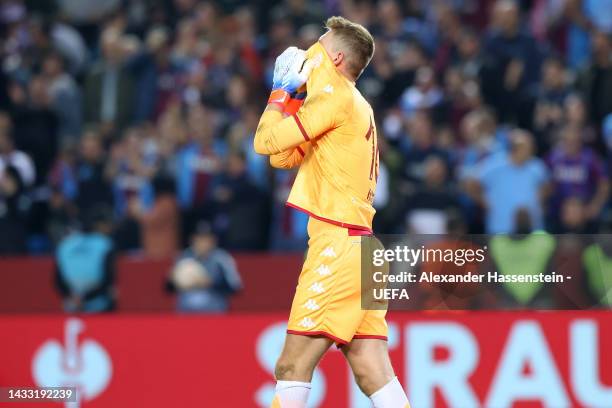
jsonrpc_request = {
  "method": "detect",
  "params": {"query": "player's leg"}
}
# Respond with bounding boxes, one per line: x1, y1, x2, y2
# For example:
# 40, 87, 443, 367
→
275, 219, 366, 407
270, 333, 332, 408
342, 338, 410, 408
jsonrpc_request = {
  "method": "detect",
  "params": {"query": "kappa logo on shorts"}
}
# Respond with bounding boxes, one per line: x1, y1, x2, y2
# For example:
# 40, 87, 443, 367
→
303, 299, 320, 311
299, 317, 316, 329
315, 264, 331, 276
321, 247, 336, 258
309, 282, 325, 294
323, 84, 334, 94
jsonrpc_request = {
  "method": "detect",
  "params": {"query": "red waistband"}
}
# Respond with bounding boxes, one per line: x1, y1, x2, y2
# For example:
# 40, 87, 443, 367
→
348, 228, 372, 236
286, 202, 373, 235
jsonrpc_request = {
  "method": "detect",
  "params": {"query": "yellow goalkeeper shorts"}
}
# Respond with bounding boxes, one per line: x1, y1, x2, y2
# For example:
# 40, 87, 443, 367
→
286, 217, 388, 346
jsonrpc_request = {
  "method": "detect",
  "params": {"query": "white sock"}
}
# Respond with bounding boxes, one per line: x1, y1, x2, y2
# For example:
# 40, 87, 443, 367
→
369, 377, 410, 408
275, 380, 311, 407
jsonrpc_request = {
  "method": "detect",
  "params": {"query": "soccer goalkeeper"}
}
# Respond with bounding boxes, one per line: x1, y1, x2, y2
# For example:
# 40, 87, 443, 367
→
254, 16, 410, 408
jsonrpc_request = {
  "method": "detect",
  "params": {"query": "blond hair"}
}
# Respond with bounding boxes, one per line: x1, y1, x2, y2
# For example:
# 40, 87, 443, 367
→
325, 16, 375, 79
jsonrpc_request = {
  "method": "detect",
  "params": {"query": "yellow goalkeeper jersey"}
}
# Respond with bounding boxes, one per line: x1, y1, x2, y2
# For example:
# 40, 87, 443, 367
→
254, 41, 378, 232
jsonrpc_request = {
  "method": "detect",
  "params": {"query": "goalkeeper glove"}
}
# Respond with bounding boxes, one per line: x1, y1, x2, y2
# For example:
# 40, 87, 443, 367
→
268, 47, 321, 109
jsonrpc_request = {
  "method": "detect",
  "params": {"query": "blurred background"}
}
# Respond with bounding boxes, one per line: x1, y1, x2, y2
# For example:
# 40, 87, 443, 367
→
0, 0, 611, 407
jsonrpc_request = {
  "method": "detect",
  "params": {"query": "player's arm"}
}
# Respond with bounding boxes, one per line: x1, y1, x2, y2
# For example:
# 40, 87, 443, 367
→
270, 142, 311, 169
254, 90, 342, 155
253, 103, 307, 155
269, 91, 309, 168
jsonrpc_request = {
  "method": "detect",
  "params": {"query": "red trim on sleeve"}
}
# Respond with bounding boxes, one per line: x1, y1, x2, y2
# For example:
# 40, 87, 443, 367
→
292, 114, 310, 141
296, 146, 305, 157
285, 98, 305, 116
286, 202, 373, 234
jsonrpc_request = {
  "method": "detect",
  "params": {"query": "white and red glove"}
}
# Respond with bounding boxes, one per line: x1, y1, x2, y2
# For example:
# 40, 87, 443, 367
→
268, 46, 321, 110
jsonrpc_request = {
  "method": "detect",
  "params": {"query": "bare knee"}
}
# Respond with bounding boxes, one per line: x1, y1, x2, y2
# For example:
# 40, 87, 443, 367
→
344, 340, 395, 395
351, 367, 373, 394
274, 355, 315, 381
275, 359, 297, 380
351, 362, 394, 396
274, 334, 332, 381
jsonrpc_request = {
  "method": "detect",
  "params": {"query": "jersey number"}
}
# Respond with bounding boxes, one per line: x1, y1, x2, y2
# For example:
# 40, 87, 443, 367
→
365, 118, 379, 181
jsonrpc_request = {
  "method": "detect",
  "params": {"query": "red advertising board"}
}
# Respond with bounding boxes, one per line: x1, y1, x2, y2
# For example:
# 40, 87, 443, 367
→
0, 312, 611, 407
0, 255, 303, 313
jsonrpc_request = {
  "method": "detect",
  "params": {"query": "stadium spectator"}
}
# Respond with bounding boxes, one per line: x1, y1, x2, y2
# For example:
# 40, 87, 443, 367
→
0, 112, 35, 187
18, 75, 63, 250
153, 112, 186, 180
467, 130, 549, 233
0, 164, 28, 254
532, 57, 571, 147
46, 185, 75, 247
106, 126, 155, 219
167, 221, 242, 312
108, 132, 156, 251
576, 31, 612, 126
454, 28, 485, 82
403, 156, 462, 234
456, 108, 506, 231
458, 108, 505, 178
563, 94, 598, 147
400, 66, 444, 115
54, 206, 116, 313
269, 169, 309, 251
483, 0, 546, 125
431, 3, 464, 74
131, 176, 180, 259
129, 26, 181, 123
41, 52, 82, 142
74, 130, 113, 212
84, 28, 136, 137
8, 77, 58, 186
374, 42, 429, 111
399, 110, 450, 186
211, 151, 269, 250
546, 125, 609, 226
227, 104, 269, 190
441, 67, 483, 131
175, 104, 224, 211
373, 0, 415, 56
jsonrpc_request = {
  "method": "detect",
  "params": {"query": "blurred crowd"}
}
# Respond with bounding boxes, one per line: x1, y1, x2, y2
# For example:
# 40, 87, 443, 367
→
1, 0, 612, 257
